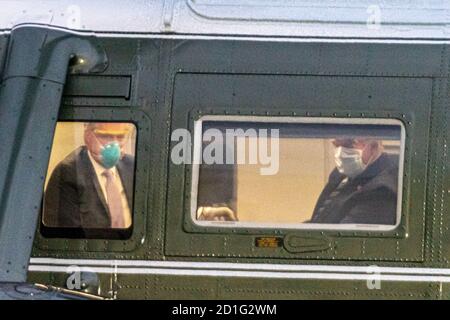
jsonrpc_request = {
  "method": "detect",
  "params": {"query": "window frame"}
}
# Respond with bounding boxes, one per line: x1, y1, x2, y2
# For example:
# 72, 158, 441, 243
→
40, 120, 138, 240
166, 72, 430, 262
34, 108, 151, 252
189, 115, 406, 232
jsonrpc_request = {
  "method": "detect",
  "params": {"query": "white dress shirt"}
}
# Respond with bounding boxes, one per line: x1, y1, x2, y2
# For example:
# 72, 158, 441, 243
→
87, 151, 132, 228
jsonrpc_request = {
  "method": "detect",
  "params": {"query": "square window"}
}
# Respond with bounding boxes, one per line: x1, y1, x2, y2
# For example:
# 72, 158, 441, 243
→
191, 116, 404, 231
41, 122, 137, 239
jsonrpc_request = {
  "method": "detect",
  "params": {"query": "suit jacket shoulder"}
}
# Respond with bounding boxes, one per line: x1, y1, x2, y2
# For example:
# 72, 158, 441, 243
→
43, 146, 112, 228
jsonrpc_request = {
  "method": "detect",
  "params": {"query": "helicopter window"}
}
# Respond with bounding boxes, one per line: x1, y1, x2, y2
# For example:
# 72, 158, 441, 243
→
191, 116, 404, 231
41, 121, 137, 239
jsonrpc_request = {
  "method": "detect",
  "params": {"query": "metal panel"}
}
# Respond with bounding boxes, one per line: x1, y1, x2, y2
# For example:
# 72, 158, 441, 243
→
64, 75, 131, 98
0, 1, 450, 39
23, 35, 450, 299
166, 73, 430, 261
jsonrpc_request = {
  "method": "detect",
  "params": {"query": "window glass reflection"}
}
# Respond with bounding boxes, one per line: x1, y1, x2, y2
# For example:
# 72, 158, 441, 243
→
42, 122, 136, 238
193, 118, 403, 230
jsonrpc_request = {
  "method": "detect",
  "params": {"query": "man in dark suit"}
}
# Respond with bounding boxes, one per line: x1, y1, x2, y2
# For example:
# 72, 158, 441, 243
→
43, 123, 135, 230
310, 138, 398, 225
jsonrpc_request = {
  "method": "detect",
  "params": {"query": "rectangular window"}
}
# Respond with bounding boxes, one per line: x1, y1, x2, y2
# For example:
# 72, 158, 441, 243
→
41, 121, 137, 239
191, 116, 404, 231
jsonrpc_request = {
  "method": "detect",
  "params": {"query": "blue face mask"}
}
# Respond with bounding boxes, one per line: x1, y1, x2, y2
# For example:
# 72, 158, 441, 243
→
100, 142, 121, 169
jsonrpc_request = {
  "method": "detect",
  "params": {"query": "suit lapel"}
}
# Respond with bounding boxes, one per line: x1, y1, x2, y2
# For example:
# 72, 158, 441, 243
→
80, 147, 111, 218
116, 157, 134, 208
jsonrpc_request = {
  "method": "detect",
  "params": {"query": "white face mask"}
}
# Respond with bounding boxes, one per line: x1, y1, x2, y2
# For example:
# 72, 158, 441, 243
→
334, 146, 367, 178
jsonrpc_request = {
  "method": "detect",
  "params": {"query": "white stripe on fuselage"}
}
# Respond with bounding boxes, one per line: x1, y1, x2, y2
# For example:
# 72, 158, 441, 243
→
28, 257, 450, 282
